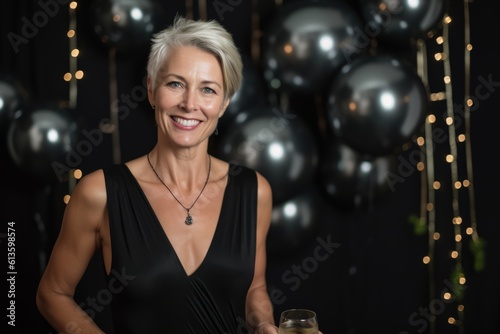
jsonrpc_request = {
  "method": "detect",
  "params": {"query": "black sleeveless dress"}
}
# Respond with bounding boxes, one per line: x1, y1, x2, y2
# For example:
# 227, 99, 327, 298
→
103, 163, 257, 334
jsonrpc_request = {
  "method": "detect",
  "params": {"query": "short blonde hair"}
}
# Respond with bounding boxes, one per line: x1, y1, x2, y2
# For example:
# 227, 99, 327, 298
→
147, 16, 242, 100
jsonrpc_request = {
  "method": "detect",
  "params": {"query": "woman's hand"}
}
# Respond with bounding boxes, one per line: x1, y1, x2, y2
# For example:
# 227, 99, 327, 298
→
253, 322, 279, 334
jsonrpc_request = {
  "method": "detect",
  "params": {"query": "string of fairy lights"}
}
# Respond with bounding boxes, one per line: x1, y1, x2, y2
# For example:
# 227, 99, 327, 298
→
63, 1, 83, 204
415, 1, 484, 333
441, 12, 466, 330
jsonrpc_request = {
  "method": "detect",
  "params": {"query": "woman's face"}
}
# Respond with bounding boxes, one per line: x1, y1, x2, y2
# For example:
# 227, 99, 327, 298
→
148, 45, 229, 148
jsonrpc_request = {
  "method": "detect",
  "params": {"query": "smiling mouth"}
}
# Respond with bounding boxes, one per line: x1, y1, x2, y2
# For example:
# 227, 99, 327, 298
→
172, 116, 200, 127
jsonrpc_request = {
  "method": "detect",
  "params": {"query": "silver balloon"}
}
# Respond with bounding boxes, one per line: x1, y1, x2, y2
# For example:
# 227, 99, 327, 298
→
358, 0, 446, 43
213, 106, 318, 205
267, 187, 324, 258
320, 139, 398, 209
0, 75, 26, 129
7, 105, 81, 181
90, 0, 166, 54
326, 54, 428, 156
261, 0, 367, 93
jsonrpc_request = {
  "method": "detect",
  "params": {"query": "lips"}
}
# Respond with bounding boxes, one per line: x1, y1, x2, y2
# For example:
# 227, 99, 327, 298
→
172, 116, 200, 127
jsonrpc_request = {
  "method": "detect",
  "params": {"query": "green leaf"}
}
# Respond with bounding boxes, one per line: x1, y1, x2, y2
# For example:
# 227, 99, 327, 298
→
469, 237, 487, 272
450, 264, 466, 301
408, 214, 426, 236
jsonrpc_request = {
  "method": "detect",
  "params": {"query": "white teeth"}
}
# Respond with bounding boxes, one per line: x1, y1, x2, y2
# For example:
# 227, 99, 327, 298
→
173, 117, 200, 127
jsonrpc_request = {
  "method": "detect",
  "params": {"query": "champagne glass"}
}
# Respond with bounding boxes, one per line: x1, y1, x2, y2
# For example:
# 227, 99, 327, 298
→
278, 308, 318, 334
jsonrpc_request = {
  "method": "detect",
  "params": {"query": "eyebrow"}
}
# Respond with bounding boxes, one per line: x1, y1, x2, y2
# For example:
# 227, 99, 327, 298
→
165, 73, 223, 89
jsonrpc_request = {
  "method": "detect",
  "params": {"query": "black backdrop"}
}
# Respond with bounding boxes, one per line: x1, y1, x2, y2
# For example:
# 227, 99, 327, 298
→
1, 0, 499, 333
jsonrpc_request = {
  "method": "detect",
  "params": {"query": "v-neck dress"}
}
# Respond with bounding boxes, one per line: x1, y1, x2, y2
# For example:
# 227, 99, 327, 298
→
103, 163, 257, 334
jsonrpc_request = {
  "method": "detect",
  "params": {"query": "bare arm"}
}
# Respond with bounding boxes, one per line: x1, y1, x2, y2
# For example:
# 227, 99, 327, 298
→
246, 172, 279, 334
36, 170, 107, 333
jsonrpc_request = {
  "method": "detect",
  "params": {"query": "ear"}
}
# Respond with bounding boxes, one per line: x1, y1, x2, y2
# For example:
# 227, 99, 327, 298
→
147, 76, 155, 106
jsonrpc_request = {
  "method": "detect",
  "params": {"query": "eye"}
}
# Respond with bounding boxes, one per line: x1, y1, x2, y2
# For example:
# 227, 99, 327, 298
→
166, 81, 182, 88
202, 87, 216, 94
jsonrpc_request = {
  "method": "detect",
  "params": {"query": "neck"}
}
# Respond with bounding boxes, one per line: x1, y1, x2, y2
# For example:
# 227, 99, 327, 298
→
147, 147, 211, 189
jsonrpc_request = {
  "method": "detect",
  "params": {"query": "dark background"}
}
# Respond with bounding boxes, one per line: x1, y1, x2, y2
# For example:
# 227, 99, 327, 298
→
1, 0, 499, 333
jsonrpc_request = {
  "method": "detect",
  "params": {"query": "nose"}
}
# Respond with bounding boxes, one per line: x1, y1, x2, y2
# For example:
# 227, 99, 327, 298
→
179, 89, 198, 112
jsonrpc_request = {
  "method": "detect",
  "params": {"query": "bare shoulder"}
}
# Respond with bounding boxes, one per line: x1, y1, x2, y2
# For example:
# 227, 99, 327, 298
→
254, 170, 273, 233
68, 168, 107, 212
255, 171, 272, 203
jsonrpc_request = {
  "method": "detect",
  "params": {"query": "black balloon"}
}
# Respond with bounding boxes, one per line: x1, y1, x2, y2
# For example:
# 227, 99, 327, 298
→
261, 0, 367, 93
320, 139, 398, 209
7, 104, 81, 181
219, 55, 268, 130
267, 187, 324, 258
213, 106, 318, 205
0, 75, 27, 129
326, 54, 428, 156
358, 0, 446, 43
90, 0, 165, 54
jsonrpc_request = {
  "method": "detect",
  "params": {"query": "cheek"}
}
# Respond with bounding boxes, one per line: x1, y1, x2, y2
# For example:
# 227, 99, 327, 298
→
203, 99, 225, 115
157, 89, 181, 104
217, 106, 226, 118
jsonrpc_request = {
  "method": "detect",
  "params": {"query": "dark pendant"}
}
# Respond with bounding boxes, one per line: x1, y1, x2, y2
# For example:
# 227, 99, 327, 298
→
185, 212, 193, 225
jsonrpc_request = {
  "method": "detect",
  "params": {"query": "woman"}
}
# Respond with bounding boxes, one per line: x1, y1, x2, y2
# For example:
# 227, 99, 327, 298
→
36, 17, 279, 333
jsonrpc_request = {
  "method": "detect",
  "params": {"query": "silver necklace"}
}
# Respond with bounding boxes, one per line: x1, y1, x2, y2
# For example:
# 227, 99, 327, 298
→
147, 153, 211, 225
